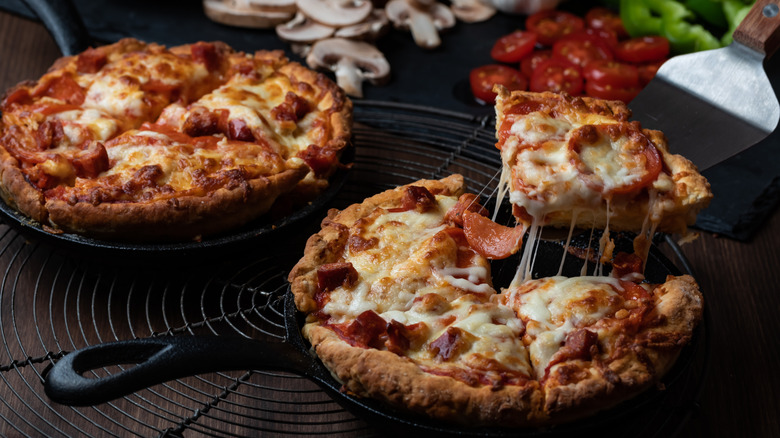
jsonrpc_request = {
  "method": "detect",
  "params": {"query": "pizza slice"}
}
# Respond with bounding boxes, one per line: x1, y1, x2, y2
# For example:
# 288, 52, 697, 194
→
502, 274, 702, 420
493, 86, 712, 237
290, 175, 543, 426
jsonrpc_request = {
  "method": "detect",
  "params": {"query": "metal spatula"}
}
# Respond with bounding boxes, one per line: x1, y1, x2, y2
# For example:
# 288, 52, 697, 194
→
629, 0, 780, 171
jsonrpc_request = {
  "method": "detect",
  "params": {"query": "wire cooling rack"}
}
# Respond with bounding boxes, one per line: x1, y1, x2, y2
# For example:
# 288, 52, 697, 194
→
0, 101, 707, 437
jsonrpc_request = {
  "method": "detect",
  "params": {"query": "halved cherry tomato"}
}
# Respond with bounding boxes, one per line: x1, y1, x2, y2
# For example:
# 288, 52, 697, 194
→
637, 60, 666, 86
614, 36, 670, 64
526, 10, 584, 46
582, 60, 639, 88
520, 50, 552, 78
530, 58, 583, 95
462, 210, 525, 260
469, 64, 527, 104
584, 81, 640, 103
585, 7, 628, 39
553, 33, 613, 67
581, 27, 619, 50
491, 30, 538, 63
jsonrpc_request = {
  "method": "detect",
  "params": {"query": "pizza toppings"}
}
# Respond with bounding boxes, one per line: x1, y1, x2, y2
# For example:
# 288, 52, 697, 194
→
462, 210, 524, 260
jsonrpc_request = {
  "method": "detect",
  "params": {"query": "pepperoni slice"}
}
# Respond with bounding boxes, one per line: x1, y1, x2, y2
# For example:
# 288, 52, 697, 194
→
462, 210, 525, 260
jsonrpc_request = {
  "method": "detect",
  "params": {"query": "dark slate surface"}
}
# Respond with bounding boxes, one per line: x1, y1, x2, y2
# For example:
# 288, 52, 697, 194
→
2, 0, 778, 240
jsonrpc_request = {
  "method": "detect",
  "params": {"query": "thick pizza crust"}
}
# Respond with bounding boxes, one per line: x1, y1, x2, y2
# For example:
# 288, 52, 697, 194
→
289, 175, 704, 427
0, 39, 352, 241
305, 323, 546, 427
43, 164, 308, 240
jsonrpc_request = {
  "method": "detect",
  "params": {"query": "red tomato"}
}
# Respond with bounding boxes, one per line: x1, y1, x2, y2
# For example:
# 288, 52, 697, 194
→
637, 60, 666, 86
520, 50, 552, 78
614, 36, 670, 63
462, 211, 524, 260
582, 27, 618, 50
584, 81, 640, 103
582, 60, 639, 88
585, 7, 628, 39
526, 10, 585, 46
491, 30, 538, 63
530, 58, 584, 95
469, 64, 527, 104
552, 33, 613, 67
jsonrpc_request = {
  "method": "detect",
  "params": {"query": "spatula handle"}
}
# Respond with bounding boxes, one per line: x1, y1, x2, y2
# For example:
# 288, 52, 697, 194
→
733, 0, 780, 56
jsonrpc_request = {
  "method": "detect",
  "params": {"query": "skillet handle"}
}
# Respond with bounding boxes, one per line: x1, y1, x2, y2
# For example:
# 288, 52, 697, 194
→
43, 336, 309, 406
20, 0, 92, 56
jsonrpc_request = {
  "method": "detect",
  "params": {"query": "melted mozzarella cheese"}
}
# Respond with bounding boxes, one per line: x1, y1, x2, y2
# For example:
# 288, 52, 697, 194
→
509, 276, 622, 376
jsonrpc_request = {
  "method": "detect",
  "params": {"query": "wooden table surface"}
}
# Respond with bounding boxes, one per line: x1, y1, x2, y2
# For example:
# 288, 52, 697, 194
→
0, 9, 778, 438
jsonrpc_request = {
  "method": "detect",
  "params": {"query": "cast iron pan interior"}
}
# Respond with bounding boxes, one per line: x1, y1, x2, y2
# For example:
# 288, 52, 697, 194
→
42, 233, 704, 437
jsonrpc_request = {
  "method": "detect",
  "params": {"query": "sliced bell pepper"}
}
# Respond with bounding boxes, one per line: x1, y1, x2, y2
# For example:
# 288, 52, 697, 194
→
685, 0, 728, 28
657, 0, 723, 52
620, 0, 723, 53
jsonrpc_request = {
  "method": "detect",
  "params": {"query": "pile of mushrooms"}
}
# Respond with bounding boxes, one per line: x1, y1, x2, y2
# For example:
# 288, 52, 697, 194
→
203, 0, 500, 97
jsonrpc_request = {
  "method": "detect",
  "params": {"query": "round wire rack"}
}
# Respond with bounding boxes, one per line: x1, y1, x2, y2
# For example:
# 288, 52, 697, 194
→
0, 101, 708, 437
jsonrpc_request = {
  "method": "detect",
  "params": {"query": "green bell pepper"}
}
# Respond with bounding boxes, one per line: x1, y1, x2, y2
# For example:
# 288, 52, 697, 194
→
685, 0, 728, 27
619, 0, 723, 53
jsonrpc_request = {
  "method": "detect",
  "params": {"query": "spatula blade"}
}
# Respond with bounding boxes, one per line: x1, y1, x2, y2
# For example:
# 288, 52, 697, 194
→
629, 42, 779, 171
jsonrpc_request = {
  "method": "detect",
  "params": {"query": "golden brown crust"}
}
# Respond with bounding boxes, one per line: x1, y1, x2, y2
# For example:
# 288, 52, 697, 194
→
0, 38, 352, 240
44, 165, 307, 240
289, 175, 704, 428
305, 323, 546, 427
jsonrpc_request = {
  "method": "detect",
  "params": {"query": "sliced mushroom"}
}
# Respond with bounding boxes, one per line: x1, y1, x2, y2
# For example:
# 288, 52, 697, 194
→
296, 0, 373, 27
306, 38, 390, 98
334, 9, 390, 41
203, 0, 294, 28
276, 12, 336, 43
484, 0, 560, 15
449, 0, 495, 23
246, 0, 298, 13
385, 0, 455, 49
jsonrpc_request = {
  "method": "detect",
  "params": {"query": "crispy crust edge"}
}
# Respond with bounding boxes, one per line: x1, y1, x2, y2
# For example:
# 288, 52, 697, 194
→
44, 165, 308, 240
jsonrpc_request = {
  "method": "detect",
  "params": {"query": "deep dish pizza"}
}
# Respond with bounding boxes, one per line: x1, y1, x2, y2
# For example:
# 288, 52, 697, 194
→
289, 174, 704, 426
0, 39, 351, 240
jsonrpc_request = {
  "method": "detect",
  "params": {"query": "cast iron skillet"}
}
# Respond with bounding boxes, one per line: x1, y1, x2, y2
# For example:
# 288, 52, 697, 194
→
42, 239, 703, 437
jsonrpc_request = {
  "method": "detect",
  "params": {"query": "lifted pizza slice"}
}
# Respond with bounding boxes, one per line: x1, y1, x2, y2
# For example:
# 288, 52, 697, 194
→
493, 86, 712, 237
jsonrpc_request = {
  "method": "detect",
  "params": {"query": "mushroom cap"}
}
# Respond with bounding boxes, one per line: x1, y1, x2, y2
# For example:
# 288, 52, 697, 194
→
276, 12, 336, 43
450, 0, 496, 23
296, 0, 373, 27
203, 0, 294, 28
333, 9, 390, 41
385, 0, 455, 31
306, 38, 390, 96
